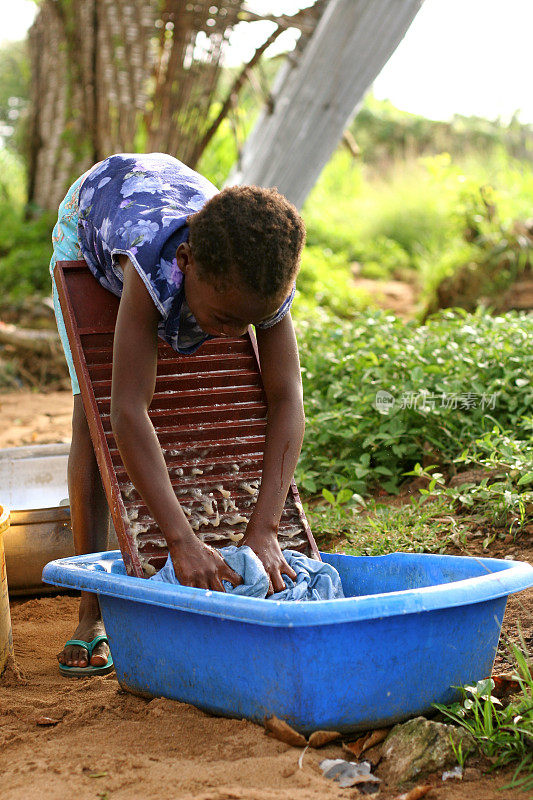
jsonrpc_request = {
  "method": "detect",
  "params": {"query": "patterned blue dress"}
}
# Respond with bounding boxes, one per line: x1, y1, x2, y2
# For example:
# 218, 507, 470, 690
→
50, 153, 294, 393
77, 153, 294, 354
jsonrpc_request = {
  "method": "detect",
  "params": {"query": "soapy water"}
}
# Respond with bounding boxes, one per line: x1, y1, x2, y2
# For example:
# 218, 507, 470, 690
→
226, 514, 248, 526
119, 449, 304, 553
240, 481, 259, 496
202, 498, 215, 516
123, 502, 306, 554
190, 513, 210, 530
130, 520, 151, 538
227, 531, 245, 542
124, 491, 297, 542
140, 536, 167, 548
140, 558, 157, 577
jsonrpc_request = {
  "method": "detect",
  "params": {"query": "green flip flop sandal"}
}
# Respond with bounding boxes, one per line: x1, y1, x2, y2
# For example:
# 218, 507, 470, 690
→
59, 635, 114, 677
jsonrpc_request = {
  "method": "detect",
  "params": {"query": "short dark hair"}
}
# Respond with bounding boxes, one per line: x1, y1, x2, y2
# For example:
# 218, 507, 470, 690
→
187, 185, 306, 297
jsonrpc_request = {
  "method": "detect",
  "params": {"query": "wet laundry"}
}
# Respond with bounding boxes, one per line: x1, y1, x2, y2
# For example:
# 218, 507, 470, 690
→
150, 545, 344, 601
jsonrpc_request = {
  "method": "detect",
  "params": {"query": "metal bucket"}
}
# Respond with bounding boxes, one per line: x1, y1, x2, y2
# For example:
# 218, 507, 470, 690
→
0, 444, 117, 595
0, 505, 14, 674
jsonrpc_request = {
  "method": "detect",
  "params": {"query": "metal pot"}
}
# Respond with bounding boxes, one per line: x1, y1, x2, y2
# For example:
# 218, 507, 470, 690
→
0, 444, 117, 595
6, 505, 74, 595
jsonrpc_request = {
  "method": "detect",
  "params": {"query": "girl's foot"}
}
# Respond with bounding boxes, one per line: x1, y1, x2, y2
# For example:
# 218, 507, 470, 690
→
57, 594, 109, 667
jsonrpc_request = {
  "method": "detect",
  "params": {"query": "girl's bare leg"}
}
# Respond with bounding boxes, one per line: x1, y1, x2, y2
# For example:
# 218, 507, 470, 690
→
56, 394, 111, 668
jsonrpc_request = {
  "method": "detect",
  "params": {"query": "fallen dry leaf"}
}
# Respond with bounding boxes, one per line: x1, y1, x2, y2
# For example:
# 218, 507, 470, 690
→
308, 730, 341, 748
344, 727, 389, 757
344, 734, 368, 758
35, 716, 60, 727
394, 784, 433, 800
361, 727, 390, 752
264, 716, 307, 747
492, 673, 521, 698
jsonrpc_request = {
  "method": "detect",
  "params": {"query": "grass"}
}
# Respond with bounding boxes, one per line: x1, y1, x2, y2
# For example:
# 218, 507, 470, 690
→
434, 640, 533, 792
306, 494, 469, 555
302, 149, 533, 291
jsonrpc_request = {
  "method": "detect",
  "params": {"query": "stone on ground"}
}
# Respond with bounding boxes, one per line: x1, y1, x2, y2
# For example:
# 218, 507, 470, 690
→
377, 716, 476, 785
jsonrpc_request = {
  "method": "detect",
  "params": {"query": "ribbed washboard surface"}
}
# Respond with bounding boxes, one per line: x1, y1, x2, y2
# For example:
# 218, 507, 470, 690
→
54, 260, 318, 578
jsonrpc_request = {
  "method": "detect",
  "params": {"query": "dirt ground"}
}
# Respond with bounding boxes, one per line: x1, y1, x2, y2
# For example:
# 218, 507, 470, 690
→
0, 390, 73, 448
0, 391, 530, 800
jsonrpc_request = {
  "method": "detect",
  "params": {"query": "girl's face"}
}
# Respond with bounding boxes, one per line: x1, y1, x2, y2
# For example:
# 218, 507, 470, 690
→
176, 243, 287, 338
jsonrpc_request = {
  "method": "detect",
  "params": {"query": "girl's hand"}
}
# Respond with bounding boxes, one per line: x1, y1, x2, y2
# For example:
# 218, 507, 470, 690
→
240, 523, 297, 595
168, 536, 242, 592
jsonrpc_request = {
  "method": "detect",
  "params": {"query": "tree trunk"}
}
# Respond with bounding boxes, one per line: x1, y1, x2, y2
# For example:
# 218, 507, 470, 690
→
229, 0, 425, 210
27, 0, 158, 212
26, 0, 335, 212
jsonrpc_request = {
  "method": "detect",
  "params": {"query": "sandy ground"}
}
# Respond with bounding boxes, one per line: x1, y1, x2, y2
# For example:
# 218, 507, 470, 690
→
0, 595, 522, 800
2, 595, 350, 800
0, 391, 73, 449
0, 390, 530, 799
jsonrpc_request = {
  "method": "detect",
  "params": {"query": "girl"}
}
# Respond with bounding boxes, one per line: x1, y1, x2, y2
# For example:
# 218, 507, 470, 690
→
50, 153, 306, 675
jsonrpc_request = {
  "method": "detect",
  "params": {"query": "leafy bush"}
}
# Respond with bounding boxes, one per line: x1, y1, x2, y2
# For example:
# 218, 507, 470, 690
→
429, 187, 532, 314
295, 245, 372, 318
295, 306, 533, 495
351, 94, 533, 167
303, 147, 533, 302
0, 150, 54, 302
0, 202, 55, 301
354, 235, 412, 280
405, 420, 533, 531
0, 148, 26, 204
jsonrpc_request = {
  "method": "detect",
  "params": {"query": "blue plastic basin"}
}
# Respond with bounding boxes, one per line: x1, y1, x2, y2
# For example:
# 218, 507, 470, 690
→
42, 551, 533, 734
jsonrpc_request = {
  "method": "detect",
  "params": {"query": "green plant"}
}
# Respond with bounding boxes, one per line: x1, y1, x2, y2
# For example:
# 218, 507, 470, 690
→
404, 420, 533, 530
0, 153, 56, 301
301, 142, 533, 313
321, 487, 364, 508
449, 733, 472, 769
296, 307, 533, 495
307, 495, 467, 556
426, 179, 532, 315
295, 245, 372, 319
434, 642, 533, 791
355, 235, 412, 280
0, 211, 56, 300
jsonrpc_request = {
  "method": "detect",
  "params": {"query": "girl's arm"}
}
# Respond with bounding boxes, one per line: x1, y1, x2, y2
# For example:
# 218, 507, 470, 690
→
110, 257, 241, 591
240, 313, 305, 592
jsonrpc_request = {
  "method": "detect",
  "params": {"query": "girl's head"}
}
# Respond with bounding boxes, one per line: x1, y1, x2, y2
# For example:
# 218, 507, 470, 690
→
179, 185, 305, 337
